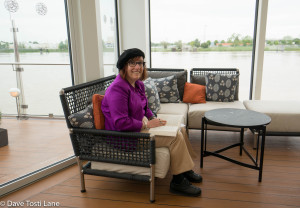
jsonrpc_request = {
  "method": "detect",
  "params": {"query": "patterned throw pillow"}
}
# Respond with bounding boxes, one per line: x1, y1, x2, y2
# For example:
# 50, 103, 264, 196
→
152, 75, 180, 103
148, 70, 187, 101
205, 73, 239, 102
143, 78, 161, 115
68, 104, 94, 128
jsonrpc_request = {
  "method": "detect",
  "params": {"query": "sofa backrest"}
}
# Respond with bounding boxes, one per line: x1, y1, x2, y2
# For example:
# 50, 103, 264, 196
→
60, 75, 116, 128
147, 68, 187, 101
190, 68, 240, 101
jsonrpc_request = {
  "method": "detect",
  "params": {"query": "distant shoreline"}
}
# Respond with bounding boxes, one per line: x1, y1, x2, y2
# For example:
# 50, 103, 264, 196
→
1, 47, 299, 53
0, 49, 69, 53
0, 47, 114, 53
151, 46, 300, 52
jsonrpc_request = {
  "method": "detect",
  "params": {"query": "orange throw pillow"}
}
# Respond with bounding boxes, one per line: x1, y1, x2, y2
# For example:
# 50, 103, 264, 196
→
92, 94, 105, 129
183, 82, 206, 104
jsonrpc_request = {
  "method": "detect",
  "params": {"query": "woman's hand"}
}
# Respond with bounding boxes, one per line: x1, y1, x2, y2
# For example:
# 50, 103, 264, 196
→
147, 118, 167, 128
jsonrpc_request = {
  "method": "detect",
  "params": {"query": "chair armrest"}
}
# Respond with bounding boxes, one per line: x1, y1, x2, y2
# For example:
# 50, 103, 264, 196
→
69, 128, 155, 167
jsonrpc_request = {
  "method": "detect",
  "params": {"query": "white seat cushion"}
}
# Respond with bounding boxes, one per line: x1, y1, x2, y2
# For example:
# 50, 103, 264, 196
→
91, 147, 170, 179
188, 101, 246, 130
157, 103, 189, 125
243, 100, 300, 132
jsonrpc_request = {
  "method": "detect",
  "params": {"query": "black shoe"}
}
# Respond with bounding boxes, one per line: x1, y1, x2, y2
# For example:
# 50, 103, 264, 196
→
170, 177, 201, 197
183, 170, 203, 183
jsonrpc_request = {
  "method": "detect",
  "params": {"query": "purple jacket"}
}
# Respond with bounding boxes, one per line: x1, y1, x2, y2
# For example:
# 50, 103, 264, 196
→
101, 74, 153, 132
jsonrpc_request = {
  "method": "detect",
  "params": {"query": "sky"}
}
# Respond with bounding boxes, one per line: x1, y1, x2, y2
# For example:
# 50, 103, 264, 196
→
150, 0, 300, 43
0, 0, 68, 43
0, 0, 299, 44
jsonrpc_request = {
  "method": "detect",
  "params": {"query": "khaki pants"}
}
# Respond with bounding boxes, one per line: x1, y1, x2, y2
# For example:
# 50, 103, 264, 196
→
154, 127, 197, 175
142, 117, 197, 175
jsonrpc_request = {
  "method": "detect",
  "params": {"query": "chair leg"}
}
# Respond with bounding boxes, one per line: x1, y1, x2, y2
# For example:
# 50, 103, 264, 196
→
150, 164, 155, 203
76, 157, 86, 193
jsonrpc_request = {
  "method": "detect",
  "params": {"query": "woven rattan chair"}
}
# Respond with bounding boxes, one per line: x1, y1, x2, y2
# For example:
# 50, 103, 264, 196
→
59, 75, 158, 202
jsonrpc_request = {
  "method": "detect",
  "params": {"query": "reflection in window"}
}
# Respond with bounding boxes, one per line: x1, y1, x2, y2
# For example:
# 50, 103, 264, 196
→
262, 0, 300, 100
0, 0, 71, 116
0, 0, 73, 193
150, 0, 256, 101
99, 0, 118, 77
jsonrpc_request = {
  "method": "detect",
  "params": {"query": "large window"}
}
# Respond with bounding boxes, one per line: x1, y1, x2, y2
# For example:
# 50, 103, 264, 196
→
0, 0, 73, 193
150, 0, 256, 101
0, 0, 72, 116
99, 0, 118, 77
261, 0, 300, 100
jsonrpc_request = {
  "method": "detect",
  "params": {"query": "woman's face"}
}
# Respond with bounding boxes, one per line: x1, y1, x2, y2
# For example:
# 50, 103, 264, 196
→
124, 56, 144, 83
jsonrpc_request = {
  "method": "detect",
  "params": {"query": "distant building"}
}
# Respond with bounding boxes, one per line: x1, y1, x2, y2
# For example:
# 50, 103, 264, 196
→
216, 42, 252, 47
182, 44, 192, 52
105, 43, 114, 48
216, 43, 233, 47
9, 43, 14, 49
167, 44, 177, 49
151, 45, 163, 49
8, 42, 59, 50
24, 42, 58, 49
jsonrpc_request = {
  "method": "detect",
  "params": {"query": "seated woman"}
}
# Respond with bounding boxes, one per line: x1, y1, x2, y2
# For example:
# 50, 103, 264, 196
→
101, 48, 202, 197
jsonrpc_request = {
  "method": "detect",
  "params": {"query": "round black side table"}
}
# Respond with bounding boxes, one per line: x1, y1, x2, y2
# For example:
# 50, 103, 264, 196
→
201, 108, 271, 182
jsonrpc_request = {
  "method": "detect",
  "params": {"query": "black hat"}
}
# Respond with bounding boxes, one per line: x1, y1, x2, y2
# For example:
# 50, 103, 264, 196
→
116, 48, 145, 70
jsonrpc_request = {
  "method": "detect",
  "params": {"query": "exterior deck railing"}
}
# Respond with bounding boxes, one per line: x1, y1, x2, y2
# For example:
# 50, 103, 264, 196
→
0, 62, 115, 119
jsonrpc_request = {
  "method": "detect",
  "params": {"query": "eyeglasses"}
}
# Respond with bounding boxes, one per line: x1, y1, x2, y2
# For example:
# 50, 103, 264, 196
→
128, 60, 146, 67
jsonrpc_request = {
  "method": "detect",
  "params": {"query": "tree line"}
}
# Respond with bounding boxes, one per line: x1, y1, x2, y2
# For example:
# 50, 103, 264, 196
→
152, 33, 300, 50
0, 40, 68, 51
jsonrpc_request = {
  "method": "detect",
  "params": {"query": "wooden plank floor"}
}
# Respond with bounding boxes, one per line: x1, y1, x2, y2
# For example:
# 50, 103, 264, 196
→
0, 118, 73, 185
2, 128, 300, 208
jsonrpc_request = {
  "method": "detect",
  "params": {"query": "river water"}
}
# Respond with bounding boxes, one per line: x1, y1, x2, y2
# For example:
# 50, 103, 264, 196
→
1, 51, 299, 115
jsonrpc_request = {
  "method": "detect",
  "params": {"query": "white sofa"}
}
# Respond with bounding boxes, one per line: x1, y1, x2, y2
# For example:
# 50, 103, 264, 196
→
243, 100, 300, 135
150, 68, 300, 150
151, 68, 245, 132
